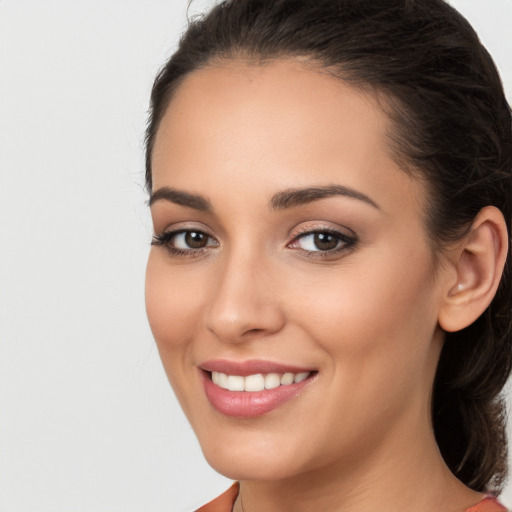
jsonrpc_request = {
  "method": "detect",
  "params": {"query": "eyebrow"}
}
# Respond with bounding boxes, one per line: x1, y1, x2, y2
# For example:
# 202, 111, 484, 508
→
148, 187, 212, 212
148, 184, 379, 212
270, 184, 380, 210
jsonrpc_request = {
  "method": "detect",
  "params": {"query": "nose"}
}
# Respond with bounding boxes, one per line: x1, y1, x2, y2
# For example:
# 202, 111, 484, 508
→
204, 252, 286, 344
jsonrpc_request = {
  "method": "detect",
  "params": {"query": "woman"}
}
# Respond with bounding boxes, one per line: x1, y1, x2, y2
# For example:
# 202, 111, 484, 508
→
144, 0, 512, 510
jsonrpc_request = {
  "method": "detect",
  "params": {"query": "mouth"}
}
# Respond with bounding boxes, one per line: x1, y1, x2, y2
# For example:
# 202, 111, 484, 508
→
209, 370, 312, 391
199, 360, 318, 418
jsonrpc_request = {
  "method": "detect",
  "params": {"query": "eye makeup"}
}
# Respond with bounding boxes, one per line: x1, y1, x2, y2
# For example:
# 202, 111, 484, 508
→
152, 222, 358, 261
287, 225, 358, 259
152, 229, 219, 258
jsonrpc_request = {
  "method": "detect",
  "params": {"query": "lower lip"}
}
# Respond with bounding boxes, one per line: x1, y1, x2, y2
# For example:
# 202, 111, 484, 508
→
201, 371, 316, 418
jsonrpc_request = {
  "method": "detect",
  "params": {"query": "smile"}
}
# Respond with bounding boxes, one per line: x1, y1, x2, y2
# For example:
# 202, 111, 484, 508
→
211, 371, 311, 392
199, 360, 317, 417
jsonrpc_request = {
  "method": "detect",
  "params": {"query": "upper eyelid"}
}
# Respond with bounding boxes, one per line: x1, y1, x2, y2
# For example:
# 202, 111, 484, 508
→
288, 222, 356, 239
152, 228, 219, 253
157, 223, 217, 238
152, 224, 218, 243
288, 229, 358, 258
154, 222, 357, 246
169, 229, 217, 240
289, 229, 357, 246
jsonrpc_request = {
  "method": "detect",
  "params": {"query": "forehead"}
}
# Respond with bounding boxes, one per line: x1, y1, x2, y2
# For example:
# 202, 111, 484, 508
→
151, 59, 425, 219
152, 59, 392, 178
157, 59, 387, 129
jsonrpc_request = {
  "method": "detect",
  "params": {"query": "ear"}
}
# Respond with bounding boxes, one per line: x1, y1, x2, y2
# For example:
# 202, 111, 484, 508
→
438, 206, 509, 333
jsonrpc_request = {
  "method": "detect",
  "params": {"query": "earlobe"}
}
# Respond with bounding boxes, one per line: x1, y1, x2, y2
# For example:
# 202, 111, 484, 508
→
438, 206, 509, 333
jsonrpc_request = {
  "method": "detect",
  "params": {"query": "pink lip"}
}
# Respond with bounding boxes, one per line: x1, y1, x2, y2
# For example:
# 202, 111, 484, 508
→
199, 360, 317, 418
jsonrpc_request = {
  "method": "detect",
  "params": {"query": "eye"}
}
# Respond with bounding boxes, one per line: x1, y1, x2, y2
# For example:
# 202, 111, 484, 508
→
152, 229, 219, 255
172, 230, 214, 249
288, 229, 357, 255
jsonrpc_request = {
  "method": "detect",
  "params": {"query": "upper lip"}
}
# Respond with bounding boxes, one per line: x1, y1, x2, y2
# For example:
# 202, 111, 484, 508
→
199, 359, 316, 376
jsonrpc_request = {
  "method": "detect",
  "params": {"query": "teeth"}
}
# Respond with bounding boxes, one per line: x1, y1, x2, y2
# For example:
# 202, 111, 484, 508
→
280, 372, 294, 385
211, 371, 312, 392
264, 373, 281, 389
294, 372, 310, 383
227, 375, 245, 391
218, 372, 228, 388
244, 374, 265, 392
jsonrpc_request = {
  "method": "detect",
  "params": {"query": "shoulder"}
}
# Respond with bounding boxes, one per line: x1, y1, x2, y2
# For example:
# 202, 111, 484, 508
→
195, 483, 239, 512
193, 486, 508, 512
465, 496, 509, 512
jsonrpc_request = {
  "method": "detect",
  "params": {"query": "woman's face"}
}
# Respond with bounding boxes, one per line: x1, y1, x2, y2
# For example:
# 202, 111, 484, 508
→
146, 60, 448, 481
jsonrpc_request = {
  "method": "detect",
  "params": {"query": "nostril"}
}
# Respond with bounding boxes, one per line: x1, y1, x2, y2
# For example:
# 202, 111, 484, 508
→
244, 328, 264, 335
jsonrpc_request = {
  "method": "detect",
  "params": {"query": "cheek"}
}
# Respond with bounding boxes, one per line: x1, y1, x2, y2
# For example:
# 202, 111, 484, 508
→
145, 252, 204, 353
284, 248, 441, 455
288, 242, 440, 382
145, 252, 211, 415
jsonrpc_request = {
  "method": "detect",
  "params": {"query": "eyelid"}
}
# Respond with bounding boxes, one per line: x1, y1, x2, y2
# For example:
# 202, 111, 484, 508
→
152, 221, 357, 259
156, 220, 216, 235
288, 221, 356, 240
172, 230, 219, 248
286, 222, 358, 257
151, 223, 220, 257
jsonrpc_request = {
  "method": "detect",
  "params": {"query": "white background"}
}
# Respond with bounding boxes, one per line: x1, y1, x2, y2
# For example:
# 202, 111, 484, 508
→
0, 1, 511, 511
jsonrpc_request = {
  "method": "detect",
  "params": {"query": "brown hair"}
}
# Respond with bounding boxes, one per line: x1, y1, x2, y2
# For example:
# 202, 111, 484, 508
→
145, 0, 512, 493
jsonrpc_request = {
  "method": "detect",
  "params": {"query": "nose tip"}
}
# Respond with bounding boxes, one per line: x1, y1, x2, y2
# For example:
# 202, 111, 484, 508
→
207, 300, 284, 343
207, 308, 280, 343
204, 263, 285, 344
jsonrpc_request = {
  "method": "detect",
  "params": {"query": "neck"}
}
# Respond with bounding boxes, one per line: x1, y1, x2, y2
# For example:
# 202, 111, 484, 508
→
236, 417, 482, 512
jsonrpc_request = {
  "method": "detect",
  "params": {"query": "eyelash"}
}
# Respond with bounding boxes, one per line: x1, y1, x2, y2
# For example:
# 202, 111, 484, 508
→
151, 227, 357, 259
288, 227, 357, 258
151, 229, 218, 258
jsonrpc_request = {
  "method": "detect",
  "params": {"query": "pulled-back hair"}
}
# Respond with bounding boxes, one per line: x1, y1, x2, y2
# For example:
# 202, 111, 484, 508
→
145, 0, 512, 493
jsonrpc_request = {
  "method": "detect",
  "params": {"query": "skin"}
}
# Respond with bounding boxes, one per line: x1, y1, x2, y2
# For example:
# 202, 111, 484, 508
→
146, 60, 487, 512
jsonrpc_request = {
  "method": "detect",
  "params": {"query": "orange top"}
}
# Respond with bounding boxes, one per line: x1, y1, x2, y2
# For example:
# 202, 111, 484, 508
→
195, 483, 239, 512
465, 497, 509, 512
195, 483, 508, 512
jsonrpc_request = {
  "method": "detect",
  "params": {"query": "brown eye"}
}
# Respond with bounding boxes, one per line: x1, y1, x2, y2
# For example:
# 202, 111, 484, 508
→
151, 229, 219, 254
184, 231, 209, 249
312, 232, 339, 251
288, 229, 357, 255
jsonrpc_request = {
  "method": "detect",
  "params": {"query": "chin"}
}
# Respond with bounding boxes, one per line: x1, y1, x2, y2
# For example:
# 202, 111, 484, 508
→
206, 454, 300, 482
198, 430, 309, 482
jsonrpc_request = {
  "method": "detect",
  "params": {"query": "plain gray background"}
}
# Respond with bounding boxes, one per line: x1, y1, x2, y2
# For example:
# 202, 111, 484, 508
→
0, 1, 511, 511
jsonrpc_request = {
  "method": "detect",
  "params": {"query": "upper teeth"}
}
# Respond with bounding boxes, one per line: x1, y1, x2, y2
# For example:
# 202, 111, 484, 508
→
211, 371, 311, 392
